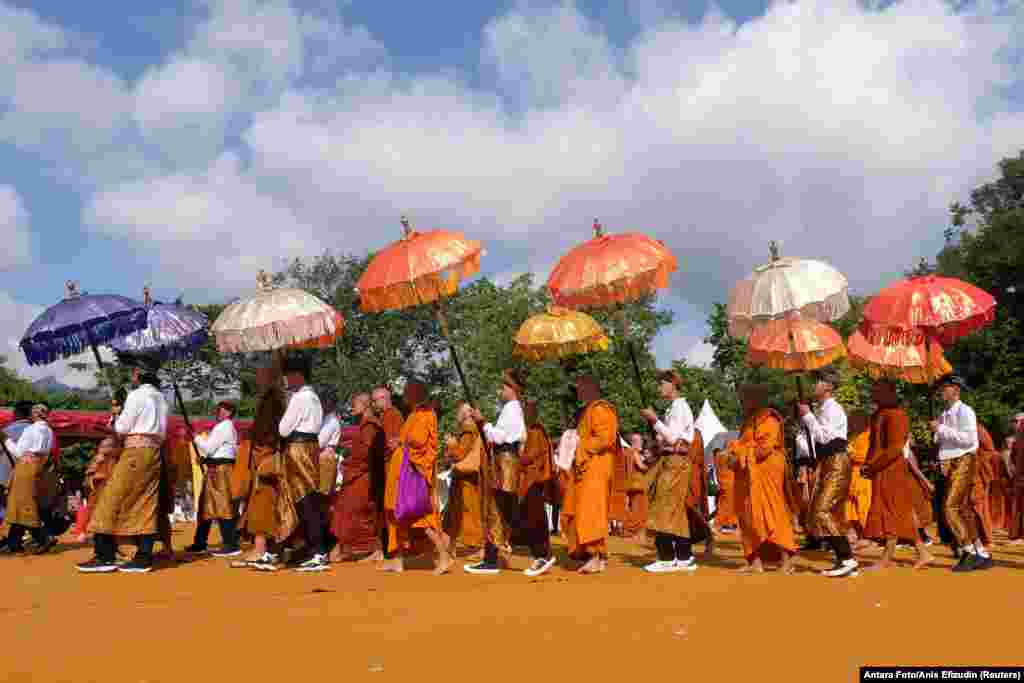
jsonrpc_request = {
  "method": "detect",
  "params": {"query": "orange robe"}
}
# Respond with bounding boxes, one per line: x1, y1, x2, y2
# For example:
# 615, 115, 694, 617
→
686, 431, 711, 544
387, 405, 440, 555
519, 423, 553, 548
728, 408, 796, 562
569, 400, 618, 558
862, 407, 916, 542
374, 407, 403, 533
444, 426, 484, 549
972, 425, 998, 545
1008, 438, 1024, 540
713, 450, 738, 529
624, 447, 649, 537
846, 429, 873, 533
331, 414, 383, 553
609, 441, 628, 526
990, 453, 1010, 531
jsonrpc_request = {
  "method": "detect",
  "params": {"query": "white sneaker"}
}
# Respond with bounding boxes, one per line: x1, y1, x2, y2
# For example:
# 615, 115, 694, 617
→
643, 560, 680, 573
675, 557, 698, 572
524, 557, 556, 577
252, 553, 280, 571
822, 559, 859, 577
295, 553, 329, 572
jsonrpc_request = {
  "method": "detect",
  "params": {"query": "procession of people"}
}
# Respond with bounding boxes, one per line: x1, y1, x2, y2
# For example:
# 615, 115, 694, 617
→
3, 356, 1020, 582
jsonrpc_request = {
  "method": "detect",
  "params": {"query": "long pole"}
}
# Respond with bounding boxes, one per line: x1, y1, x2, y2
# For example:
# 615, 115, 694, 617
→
89, 342, 116, 400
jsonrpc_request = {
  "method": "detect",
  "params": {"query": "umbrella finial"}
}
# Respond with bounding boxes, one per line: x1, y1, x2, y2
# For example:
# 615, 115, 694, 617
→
401, 215, 413, 238
256, 269, 273, 291
143, 286, 152, 306
769, 241, 780, 262
593, 219, 603, 237
65, 281, 80, 299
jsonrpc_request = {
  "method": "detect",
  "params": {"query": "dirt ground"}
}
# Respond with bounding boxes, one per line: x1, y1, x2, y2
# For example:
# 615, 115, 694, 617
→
3, 525, 1023, 682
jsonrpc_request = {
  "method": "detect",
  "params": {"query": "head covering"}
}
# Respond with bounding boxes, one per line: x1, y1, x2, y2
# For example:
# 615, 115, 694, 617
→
283, 354, 313, 381
938, 374, 968, 391
656, 369, 684, 390
319, 386, 338, 407
503, 368, 527, 396
12, 400, 33, 419
814, 367, 841, 387
216, 400, 237, 416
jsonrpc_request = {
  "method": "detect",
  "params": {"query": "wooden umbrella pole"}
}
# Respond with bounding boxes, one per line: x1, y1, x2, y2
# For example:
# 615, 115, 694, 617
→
615, 306, 650, 406
172, 378, 205, 475
89, 342, 116, 400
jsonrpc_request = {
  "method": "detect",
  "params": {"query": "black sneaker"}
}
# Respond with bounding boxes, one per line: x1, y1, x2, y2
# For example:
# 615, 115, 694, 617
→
0, 544, 24, 556
117, 558, 153, 574
463, 561, 500, 575
33, 539, 57, 555
800, 539, 823, 551
951, 553, 978, 573
210, 546, 242, 558
975, 554, 994, 570
184, 544, 208, 554
76, 557, 118, 573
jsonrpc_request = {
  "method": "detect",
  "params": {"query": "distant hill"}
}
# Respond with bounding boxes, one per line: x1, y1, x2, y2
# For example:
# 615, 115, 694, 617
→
31, 376, 75, 395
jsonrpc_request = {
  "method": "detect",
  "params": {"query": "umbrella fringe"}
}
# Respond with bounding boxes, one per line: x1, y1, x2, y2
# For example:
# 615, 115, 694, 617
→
512, 335, 610, 361
549, 266, 671, 309
746, 344, 846, 372
214, 310, 343, 353
20, 309, 148, 367
358, 255, 480, 313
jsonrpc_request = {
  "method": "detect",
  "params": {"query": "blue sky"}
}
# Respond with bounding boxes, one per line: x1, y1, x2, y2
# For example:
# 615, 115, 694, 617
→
0, 0, 1021, 386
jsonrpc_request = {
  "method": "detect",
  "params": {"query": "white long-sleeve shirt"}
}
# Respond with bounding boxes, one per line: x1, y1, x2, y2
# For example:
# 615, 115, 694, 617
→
194, 418, 239, 462
555, 429, 579, 471
5, 420, 55, 458
279, 386, 323, 438
801, 397, 847, 445
115, 384, 168, 437
936, 400, 979, 462
796, 432, 813, 460
483, 399, 525, 446
1, 420, 32, 485
319, 412, 341, 449
654, 397, 694, 448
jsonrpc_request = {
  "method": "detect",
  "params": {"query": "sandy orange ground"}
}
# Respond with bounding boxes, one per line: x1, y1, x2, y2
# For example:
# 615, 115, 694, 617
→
3, 525, 1023, 682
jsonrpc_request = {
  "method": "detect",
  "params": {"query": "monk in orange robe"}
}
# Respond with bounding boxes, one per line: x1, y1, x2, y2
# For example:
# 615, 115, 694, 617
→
330, 393, 382, 560
861, 380, 933, 570
570, 375, 618, 574
380, 382, 452, 575
687, 429, 713, 557
972, 425, 1000, 550
443, 402, 484, 554
609, 432, 629, 536
1008, 418, 1024, 544
363, 387, 404, 563
846, 412, 873, 551
519, 401, 554, 568
724, 384, 797, 574
712, 447, 738, 532
624, 433, 650, 538
990, 441, 1011, 531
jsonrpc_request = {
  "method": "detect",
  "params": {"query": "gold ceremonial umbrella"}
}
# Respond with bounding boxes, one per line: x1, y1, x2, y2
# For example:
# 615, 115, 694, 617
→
746, 315, 846, 372
513, 306, 609, 362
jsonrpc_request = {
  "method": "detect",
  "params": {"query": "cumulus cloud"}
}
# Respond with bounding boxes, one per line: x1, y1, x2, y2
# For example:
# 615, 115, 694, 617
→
0, 185, 31, 270
0, 291, 104, 389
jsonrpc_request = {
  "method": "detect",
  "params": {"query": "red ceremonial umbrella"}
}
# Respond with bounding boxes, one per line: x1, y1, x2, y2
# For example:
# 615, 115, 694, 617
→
860, 275, 996, 346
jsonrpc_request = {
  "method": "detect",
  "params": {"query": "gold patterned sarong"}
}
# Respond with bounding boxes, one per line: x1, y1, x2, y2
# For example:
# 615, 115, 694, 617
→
241, 445, 280, 536
88, 446, 162, 536
284, 441, 319, 502
198, 463, 235, 521
480, 448, 509, 550
5, 456, 45, 528
492, 451, 520, 494
318, 448, 338, 497
808, 453, 852, 538
941, 453, 978, 546
647, 454, 691, 538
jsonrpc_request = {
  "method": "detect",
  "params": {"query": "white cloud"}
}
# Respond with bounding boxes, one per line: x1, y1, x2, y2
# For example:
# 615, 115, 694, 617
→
651, 321, 716, 368
0, 186, 31, 270
0, 291, 104, 389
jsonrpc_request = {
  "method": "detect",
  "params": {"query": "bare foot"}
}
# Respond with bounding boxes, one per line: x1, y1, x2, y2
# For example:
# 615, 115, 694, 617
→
378, 559, 404, 573
864, 562, 892, 573
855, 540, 873, 552
578, 557, 604, 574
738, 561, 764, 574
913, 553, 934, 570
781, 556, 797, 575
359, 549, 384, 564
702, 545, 715, 561
433, 553, 453, 576
329, 546, 343, 564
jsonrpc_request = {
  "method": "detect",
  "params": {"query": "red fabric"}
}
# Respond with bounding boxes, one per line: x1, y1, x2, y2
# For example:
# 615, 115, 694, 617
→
0, 409, 357, 452
861, 275, 996, 346
75, 504, 90, 535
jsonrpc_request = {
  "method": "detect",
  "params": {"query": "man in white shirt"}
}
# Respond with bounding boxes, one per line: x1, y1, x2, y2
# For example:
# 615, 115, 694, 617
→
79, 366, 169, 574
465, 368, 527, 575
639, 370, 698, 573
1, 403, 56, 554
185, 401, 241, 557
277, 355, 327, 573
0, 401, 33, 526
799, 368, 857, 578
932, 375, 990, 572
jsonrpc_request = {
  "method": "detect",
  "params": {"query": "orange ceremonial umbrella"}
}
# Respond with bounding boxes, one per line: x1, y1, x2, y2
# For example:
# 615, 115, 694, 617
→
513, 306, 609, 362
746, 314, 846, 373
547, 220, 677, 402
356, 216, 484, 401
847, 330, 952, 384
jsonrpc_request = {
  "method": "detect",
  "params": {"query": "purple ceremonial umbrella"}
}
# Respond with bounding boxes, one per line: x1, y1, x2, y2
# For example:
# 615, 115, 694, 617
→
109, 289, 209, 360
19, 281, 148, 370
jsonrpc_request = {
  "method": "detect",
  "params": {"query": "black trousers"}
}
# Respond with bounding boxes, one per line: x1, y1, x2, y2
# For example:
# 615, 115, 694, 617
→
94, 533, 155, 563
192, 517, 239, 549
297, 493, 326, 556
654, 533, 692, 562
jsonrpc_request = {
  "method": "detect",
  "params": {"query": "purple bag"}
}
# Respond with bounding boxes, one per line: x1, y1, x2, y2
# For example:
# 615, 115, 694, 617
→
395, 445, 432, 522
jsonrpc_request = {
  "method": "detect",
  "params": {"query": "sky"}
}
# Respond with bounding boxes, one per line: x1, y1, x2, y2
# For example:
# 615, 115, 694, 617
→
1, 0, 1022, 388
